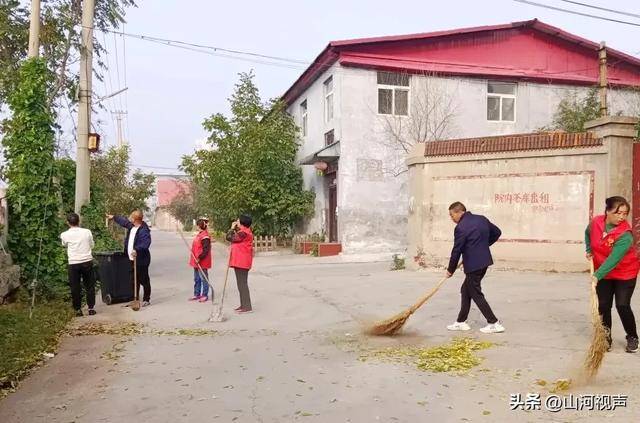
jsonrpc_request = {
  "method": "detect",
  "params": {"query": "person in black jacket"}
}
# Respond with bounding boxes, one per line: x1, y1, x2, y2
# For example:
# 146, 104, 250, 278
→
107, 210, 152, 306
445, 202, 505, 334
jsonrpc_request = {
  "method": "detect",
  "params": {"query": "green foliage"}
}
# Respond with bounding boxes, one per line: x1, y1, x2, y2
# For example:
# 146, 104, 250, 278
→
0, 0, 137, 110
0, 301, 74, 396
390, 254, 406, 271
81, 189, 121, 252
91, 145, 155, 215
549, 88, 600, 132
54, 149, 148, 251
182, 72, 314, 236
55, 157, 77, 214
0, 0, 28, 106
2, 59, 66, 297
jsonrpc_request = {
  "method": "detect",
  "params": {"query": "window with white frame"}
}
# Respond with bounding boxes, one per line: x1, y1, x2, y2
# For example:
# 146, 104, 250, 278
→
377, 71, 410, 116
487, 82, 516, 122
324, 76, 334, 122
300, 100, 308, 137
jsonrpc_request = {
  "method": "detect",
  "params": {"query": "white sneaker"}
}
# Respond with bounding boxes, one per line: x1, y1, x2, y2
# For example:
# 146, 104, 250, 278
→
447, 321, 471, 331
479, 322, 505, 333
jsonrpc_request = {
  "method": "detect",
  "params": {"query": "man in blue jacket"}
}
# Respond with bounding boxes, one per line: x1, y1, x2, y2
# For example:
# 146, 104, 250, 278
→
107, 210, 152, 306
445, 202, 505, 333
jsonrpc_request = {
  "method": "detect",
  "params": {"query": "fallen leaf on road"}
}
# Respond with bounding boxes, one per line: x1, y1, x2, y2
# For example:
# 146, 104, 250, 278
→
482, 411, 491, 415
296, 378, 306, 383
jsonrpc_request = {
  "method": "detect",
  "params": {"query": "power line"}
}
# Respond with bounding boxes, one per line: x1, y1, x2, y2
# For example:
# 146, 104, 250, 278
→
127, 34, 308, 70
104, 28, 310, 65
512, 0, 640, 27
555, 0, 640, 20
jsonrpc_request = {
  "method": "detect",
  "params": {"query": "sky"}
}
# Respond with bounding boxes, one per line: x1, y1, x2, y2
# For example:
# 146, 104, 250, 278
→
92, 0, 640, 175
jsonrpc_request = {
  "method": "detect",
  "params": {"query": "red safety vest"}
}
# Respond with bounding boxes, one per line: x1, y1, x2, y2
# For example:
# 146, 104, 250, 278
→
229, 226, 253, 270
190, 229, 212, 269
590, 215, 639, 280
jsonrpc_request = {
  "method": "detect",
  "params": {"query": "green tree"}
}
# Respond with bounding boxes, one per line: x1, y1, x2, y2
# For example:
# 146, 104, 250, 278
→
0, 0, 137, 110
54, 155, 136, 252
2, 58, 66, 297
550, 88, 600, 132
91, 145, 155, 215
182, 72, 314, 236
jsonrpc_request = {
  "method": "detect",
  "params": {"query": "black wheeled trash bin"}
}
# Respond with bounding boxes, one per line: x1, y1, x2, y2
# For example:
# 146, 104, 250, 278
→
95, 251, 133, 305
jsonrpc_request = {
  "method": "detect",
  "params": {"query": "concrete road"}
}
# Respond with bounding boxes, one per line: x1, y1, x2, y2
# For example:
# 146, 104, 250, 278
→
1, 230, 639, 422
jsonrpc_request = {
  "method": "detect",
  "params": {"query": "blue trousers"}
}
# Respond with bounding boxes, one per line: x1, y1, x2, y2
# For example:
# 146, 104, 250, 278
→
193, 268, 210, 297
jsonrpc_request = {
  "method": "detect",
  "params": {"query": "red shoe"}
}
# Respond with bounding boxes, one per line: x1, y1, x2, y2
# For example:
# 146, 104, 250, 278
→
234, 306, 242, 311
188, 296, 201, 301
198, 296, 209, 303
235, 308, 253, 314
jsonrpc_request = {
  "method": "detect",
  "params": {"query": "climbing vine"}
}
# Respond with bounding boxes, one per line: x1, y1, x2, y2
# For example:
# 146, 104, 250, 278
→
1, 59, 66, 297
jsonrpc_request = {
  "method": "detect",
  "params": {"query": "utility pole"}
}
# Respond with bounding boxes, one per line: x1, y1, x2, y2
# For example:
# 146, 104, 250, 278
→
113, 110, 128, 147
74, 0, 96, 213
27, 0, 41, 58
598, 41, 608, 117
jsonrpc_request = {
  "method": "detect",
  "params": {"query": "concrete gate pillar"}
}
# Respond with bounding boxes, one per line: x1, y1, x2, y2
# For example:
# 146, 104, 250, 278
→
585, 116, 639, 207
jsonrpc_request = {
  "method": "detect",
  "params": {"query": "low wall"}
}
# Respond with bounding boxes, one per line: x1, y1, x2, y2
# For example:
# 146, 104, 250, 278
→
407, 117, 638, 272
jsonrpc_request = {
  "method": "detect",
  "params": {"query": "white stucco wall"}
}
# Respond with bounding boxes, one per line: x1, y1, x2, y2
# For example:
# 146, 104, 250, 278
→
288, 64, 342, 237
290, 65, 640, 255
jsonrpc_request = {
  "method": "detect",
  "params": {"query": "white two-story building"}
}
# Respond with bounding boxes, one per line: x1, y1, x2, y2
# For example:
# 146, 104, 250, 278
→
283, 19, 640, 257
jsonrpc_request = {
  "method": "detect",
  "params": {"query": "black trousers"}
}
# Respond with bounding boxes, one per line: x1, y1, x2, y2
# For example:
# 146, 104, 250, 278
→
68, 260, 95, 311
457, 267, 498, 324
234, 268, 252, 310
131, 262, 151, 302
596, 278, 638, 339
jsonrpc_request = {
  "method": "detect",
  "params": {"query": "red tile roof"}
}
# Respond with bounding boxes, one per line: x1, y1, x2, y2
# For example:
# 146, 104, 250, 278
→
283, 19, 640, 105
423, 132, 602, 157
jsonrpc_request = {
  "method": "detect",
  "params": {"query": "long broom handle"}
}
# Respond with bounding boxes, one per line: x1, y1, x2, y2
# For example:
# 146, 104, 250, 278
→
177, 227, 213, 287
133, 256, 138, 300
409, 275, 448, 313
409, 261, 464, 314
216, 257, 231, 313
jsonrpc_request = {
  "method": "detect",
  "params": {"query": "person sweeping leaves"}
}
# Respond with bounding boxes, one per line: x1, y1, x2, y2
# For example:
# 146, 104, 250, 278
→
189, 218, 213, 302
585, 196, 639, 353
445, 202, 505, 334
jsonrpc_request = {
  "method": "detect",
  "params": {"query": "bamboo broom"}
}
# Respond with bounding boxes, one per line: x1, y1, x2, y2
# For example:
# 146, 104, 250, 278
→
367, 263, 461, 336
583, 259, 608, 380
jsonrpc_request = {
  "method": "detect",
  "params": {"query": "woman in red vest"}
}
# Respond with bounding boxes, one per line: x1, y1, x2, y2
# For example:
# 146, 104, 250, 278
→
189, 218, 213, 302
586, 196, 640, 353
226, 214, 254, 313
